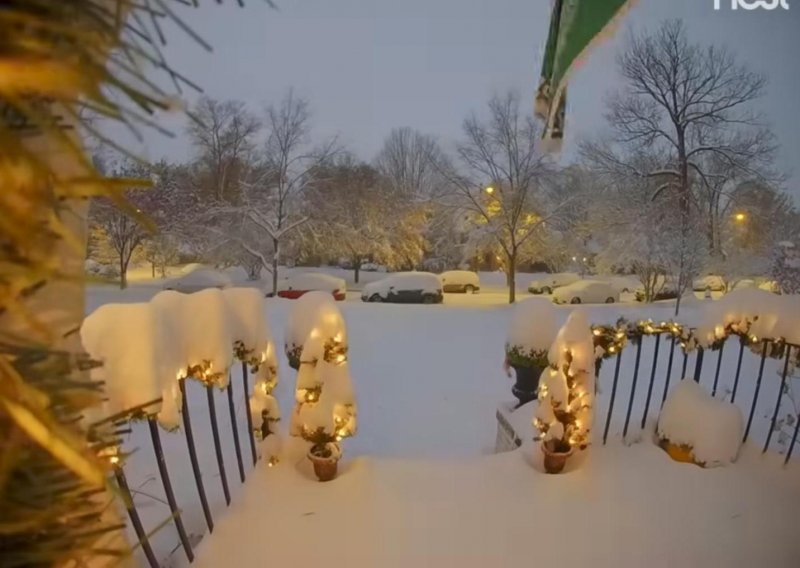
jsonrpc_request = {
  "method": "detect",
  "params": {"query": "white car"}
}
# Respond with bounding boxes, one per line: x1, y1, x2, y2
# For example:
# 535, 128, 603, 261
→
361, 272, 443, 304
592, 275, 641, 294
553, 280, 619, 305
528, 273, 580, 295
273, 273, 347, 301
166, 267, 232, 294
361, 262, 387, 272
439, 270, 480, 293
693, 275, 726, 292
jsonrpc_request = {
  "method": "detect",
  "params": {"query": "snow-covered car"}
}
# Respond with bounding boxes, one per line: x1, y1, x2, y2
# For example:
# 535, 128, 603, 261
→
361, 272, 443, 304
693, 275, 726, 292
439, 270, 480, 294
272, 273, 346, 301
528, 273, 580, 295
758, 279, 780, 293
165, 267, 232, 293
552, 280, 619, 305
592, 275, 640, 294
635, 280, 679, 302
361, 262, 387, 272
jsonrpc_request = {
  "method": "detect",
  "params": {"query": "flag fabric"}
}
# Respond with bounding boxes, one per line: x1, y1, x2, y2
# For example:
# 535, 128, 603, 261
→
535, 0, 635, 151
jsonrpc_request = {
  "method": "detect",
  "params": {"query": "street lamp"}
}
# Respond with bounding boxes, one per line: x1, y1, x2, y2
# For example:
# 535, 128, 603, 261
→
485, 186, 495, 195
734, 212, 746, 223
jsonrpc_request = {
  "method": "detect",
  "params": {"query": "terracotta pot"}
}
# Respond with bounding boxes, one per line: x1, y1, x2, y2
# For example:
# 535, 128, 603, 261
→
659, 438, 703, 467
308, 451, 339, 482
541, 441, 574, 474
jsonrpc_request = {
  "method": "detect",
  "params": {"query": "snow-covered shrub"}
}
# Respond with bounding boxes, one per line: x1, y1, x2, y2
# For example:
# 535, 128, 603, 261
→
533, 310, 596, 455
284, 291, 342, 369
291, 302, 357, 460
505, 298, 559, 368
81, 302, 182, 430
658, 380, 743, 467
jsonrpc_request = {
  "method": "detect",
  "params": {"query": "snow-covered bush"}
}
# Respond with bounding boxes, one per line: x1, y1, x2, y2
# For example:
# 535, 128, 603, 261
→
505, 298, 558, 369
291, 302, 357, 463
284, 291, 344, 370
534, 310, 596, 456
81, 302, 183, 430
658, 380, 743, 467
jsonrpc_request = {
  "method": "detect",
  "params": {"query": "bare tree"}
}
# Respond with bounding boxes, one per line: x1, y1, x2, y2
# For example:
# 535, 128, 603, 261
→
188, 97, 261, 203
375, 127, 447, 197
443, 91, 556, 303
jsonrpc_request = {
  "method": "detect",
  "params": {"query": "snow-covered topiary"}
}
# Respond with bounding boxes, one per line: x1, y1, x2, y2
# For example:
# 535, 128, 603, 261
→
291, 301, 357, 469
534, 310, 596, 460
658, 380, 743, 467
505, 298, 559, 368
284, 291, 342, 369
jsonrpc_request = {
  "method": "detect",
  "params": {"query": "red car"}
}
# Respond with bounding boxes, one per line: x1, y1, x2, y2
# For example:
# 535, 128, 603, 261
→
273, 273, 347, 301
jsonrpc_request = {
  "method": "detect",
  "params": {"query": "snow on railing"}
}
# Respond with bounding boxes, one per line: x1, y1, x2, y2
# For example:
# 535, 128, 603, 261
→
81, 288, 279, 567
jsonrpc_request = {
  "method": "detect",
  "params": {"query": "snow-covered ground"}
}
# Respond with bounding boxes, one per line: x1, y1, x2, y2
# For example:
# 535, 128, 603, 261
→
86, 280, 799, 567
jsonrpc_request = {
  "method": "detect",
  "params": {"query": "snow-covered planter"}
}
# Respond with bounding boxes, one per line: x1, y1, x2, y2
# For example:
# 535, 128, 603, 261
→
657, 381, 743, 468
533, 310, 596, 474
291, 301, 356, 481
505, 298, 559, 407
284, 291, 341, 370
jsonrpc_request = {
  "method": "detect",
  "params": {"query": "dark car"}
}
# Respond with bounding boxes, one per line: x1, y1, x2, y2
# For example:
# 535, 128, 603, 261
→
360, 272, 443, 304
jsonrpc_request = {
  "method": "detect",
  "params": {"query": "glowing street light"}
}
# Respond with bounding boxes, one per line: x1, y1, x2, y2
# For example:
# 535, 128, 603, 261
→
734, 212, 746, 222
485, 186, 495, 195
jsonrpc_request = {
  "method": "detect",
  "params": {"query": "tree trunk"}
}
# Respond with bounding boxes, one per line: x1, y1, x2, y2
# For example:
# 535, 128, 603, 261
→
507, 251, 517, 304
119, 253, 127, 289
151, 261, 155, 279
353, 259, 361, 284
271, 237, 279, 295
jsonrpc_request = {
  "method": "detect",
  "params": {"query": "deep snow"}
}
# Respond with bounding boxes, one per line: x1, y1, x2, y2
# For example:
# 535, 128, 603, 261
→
84, 280, 800, 567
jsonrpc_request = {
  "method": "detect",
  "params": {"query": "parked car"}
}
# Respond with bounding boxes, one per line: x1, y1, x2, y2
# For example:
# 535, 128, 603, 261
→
592, 275, 641, 294
528, 273, 580, 295
439, 270, 480, 293
552, 281, 619, 305
361, 262, 387, 272
271, 273, 346, 301
361, 272, 443, 304
693, 275, 726, 292
165, 267, 232, 294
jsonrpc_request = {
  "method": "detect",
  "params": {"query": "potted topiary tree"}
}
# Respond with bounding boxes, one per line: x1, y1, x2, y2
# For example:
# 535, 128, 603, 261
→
504, 298, 559, 407
533, 310, 595, 474
284, 292, 339, 370
293, 306, 357, 481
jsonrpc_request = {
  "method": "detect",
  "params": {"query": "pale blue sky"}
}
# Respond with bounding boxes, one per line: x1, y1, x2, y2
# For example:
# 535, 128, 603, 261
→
128, 0, 800, 195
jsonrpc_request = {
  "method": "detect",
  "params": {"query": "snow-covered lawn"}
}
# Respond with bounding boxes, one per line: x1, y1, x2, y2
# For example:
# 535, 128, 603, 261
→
85, 283, 800, 567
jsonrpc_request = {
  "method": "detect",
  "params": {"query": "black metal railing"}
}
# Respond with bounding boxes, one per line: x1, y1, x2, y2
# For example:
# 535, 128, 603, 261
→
112, 363, 258, 567
599, 332, 800, 465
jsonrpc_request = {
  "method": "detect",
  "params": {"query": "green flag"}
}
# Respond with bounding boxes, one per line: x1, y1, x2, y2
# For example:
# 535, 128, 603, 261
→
535, 0, 635, 151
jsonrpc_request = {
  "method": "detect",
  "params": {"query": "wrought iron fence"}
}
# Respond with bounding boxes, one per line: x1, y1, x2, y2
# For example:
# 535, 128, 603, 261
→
598, 332, 800, 465
112, 361, 257, 567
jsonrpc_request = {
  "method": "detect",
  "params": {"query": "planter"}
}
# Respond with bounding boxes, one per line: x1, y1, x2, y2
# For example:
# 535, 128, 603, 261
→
511, 364, 543, 407
541, 440, 574, 474
308, 450, 339, 482
658, 438, 703, 468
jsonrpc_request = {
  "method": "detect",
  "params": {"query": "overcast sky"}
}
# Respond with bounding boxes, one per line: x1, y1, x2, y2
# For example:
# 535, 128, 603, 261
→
128, 0, 800, 195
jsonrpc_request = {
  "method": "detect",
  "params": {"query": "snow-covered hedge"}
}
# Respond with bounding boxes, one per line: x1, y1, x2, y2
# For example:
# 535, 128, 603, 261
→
505, 298, 558, 368
81, 288, 278, 434
658, 381, 743, 467
694, 288, 800, 347
284, 292, 345, 369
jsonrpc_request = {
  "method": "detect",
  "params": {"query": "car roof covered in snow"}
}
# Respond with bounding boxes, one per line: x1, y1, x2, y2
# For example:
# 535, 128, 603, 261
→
363, 272, 442, 294
439, 270, 479, 283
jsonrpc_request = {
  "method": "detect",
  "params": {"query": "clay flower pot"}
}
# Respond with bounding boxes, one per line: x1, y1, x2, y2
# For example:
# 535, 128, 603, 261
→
308, 450, 339, 482
541, 440, 574, 474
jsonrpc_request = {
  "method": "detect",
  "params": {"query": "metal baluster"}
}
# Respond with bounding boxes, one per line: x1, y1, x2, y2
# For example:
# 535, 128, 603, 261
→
623, 339, 643, 439
602, 350, 623, 445
711, 342, 725, 396
641, 334, 661, 429
114, 467, 159, 568
180, 379, 213, 532
242, 361, 257, 465
148, 417, 194, 562
681, 351, 688, 380
693, 347, 705, 383
744, 341, 769, 443
226, 376, 246, 483
730, 339, 745, 403
764, 346, 793, 453
207, 385, 231, 505
661, 336, 676, 408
